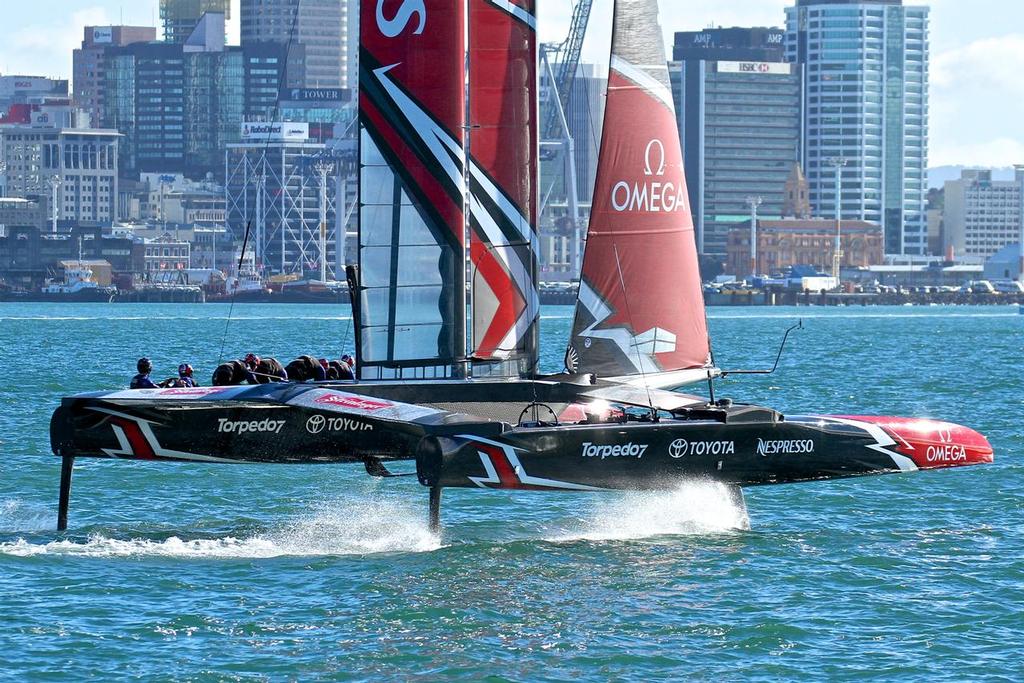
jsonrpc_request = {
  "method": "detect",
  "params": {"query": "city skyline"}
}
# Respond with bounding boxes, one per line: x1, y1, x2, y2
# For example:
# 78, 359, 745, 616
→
0, 0, 1020, 170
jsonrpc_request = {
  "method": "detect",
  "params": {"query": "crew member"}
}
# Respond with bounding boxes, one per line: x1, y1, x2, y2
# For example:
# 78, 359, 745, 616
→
284, 355, 326, 382
178, 363, 199, 388
130, 358, 159, 389
212, 360, 250, 386
244, 353, 288, 384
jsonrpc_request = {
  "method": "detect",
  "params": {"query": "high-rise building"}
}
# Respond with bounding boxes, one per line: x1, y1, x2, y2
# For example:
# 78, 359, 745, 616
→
103, 41, 286, 178
159, 0, 230, 44
240, 0, 348, 90
670, 28, 802, 258
0, 103, 119, 226
943, 169, 1023, 260
73, 26, 157, 129
786, 0, 930, 256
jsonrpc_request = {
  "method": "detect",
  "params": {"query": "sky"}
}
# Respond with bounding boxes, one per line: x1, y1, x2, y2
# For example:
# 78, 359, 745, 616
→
0, 0, 1020, 169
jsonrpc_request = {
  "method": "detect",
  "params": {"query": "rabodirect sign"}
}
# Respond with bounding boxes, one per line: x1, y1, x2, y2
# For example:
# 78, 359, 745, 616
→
240, 122, 309, 142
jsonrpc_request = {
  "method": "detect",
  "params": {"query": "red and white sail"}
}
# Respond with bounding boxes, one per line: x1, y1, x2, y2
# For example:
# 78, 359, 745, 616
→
468, 0, 540, 372
567, 0, 711, 384
357, 1, 468, 379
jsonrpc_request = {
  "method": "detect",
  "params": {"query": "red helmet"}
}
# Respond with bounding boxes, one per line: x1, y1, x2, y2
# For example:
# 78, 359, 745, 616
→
244, 353, 260, 369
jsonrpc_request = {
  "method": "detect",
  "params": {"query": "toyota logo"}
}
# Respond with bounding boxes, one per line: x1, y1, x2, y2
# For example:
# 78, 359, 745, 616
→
669, 439, 689, 458
306, 415, 326, 434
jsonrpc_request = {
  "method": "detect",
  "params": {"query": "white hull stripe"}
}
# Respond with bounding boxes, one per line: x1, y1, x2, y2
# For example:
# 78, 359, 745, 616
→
461, 434, 606, 491
89, 407, 238, 464
819, 416, 919, 472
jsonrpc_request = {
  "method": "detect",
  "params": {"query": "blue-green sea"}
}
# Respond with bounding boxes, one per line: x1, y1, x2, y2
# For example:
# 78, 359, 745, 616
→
1, 303, 1021, 680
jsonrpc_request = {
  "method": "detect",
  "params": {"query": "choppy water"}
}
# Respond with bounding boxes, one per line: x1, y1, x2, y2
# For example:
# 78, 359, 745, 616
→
1, 303, 1021, 680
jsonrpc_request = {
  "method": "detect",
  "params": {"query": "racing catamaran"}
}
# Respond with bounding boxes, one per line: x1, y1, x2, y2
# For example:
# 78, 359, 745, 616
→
49, 0, 993, 532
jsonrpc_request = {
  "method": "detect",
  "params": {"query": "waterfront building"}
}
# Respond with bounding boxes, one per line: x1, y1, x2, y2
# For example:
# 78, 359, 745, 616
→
0, 196, 49, 233
240, 0, 351, 90
727, 218, 883, 277
0, 103, 119, 227
943, 169, 1024, 260
0, 225, 142, 287
785, 0, 930, 256
225, 123, 346, 277
73, 26, 157, 128
670, 28, 801, 258
143, 233, 192, 274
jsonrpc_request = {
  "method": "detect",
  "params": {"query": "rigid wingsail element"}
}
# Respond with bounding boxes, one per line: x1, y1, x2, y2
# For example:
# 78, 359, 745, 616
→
567, 0, 711, 384
357, 0, 468, 380
468, 0, 540, 375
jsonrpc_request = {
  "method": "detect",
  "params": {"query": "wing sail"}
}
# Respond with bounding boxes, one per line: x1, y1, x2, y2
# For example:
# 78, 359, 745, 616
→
357, 1, 468, 380
566, 0, 711, 382
467, 0, 540, 376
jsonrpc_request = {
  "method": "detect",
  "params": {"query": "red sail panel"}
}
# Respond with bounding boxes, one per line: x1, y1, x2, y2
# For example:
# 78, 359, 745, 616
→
567, 0, 710, 378
467, 0, 539, 370
358, 1, 468, 379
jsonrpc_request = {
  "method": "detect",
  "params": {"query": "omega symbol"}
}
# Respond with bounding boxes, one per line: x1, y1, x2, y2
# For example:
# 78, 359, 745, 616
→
644, 139, 666, 177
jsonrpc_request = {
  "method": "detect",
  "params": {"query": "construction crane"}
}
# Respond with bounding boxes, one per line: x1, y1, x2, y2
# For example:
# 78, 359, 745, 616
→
542, 0, 594, 142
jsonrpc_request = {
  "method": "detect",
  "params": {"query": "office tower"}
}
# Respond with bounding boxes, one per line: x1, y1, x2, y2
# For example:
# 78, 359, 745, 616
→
671, 28, 802, 258
74, 27, 157, 129
159, 0, 231, 44
240, 0, 347, 89
944, 169, 1024, 260
103, 41, 286, 178
0, 102, 119, 226
786, 0, 930, 256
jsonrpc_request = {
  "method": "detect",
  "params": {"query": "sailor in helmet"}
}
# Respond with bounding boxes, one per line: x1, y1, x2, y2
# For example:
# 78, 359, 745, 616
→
130, 357, 159, 389
178, 363, 199, 388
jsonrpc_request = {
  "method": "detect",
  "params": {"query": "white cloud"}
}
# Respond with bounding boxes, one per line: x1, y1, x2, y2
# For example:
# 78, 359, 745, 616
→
930, 34, 1024, 167
0, 7, 111, 80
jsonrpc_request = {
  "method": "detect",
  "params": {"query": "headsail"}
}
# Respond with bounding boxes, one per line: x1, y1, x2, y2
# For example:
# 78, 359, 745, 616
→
357, 1, 468, 380
566, 0, 711, 383
468, 0, 540, 375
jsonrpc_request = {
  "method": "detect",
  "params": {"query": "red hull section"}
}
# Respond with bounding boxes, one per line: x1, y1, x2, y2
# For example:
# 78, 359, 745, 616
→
836, 416, 995, 470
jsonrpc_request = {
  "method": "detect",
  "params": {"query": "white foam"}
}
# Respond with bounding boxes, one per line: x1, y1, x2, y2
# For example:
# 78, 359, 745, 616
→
0, 500, 53, 533
0, 497, 440, 559
550, 482, 750, 542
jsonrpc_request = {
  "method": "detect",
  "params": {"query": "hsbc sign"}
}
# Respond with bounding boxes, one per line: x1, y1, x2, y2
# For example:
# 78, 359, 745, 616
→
718, 61, 791, 76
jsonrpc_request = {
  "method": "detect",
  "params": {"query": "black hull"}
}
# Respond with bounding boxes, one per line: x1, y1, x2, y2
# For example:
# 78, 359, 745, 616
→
48, 379, 993, 531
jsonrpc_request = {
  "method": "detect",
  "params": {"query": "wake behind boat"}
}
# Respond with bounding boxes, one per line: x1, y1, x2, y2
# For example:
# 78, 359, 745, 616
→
49, 0, 993, 532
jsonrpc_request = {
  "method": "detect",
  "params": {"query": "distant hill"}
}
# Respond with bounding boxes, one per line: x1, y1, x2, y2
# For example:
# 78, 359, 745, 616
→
929, 165, 1019, 189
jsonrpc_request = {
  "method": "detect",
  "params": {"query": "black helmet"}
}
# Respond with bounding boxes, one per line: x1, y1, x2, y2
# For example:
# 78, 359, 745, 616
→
178, 363, 194, 377
137, 357, 153, 374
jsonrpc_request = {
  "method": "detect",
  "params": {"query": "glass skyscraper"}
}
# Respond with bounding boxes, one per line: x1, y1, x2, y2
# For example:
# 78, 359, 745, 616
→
671, 28, 802, 258
786, 0, 929, 256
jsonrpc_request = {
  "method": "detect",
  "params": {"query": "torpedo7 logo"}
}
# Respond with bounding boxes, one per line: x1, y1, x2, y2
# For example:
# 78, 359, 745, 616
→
582, 442, 649, 460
